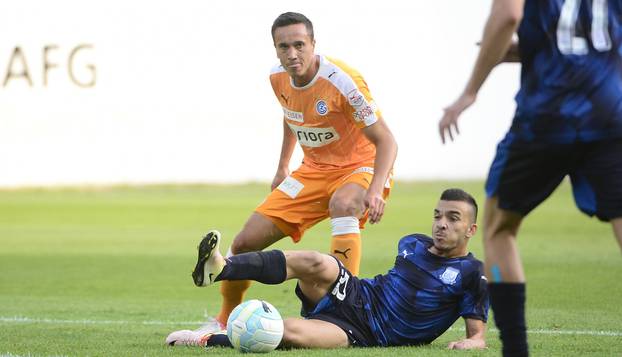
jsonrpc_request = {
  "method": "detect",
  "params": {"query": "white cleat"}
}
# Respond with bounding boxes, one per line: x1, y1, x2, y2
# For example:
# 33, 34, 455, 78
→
192, 230, 225, 287
165, 318, 226, 346
165, 329, 210, 346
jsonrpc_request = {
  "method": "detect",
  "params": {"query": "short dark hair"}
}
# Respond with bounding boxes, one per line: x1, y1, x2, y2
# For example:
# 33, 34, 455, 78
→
440, 188, 478, 223
271, 12, 314, 42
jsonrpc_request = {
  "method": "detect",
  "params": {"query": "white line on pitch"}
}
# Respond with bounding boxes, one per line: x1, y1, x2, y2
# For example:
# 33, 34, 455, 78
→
448, 326, 622, 337
0, 316, 203, 326
2, 316, 622, 337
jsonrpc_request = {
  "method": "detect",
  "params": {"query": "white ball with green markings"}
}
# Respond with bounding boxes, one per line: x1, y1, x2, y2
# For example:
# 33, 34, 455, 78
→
227, 299, 284, 353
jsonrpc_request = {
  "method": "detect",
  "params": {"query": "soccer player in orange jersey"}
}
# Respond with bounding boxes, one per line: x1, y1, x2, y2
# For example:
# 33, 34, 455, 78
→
166, 12, 397, 345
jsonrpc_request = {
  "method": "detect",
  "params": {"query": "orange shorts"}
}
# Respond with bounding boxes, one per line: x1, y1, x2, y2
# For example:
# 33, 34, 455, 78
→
255, 164, 392, 242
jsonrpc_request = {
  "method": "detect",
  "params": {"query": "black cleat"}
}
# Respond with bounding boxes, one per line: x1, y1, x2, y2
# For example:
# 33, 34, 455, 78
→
192, 230, 224, 286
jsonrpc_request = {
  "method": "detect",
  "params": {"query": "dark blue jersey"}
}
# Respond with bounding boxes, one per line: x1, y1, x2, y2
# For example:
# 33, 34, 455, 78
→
513, 0, 622, 143
359, 234, 489, 347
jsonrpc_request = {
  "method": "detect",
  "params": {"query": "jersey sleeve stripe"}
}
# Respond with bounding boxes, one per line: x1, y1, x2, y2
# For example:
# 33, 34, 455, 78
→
321, 56, 379, 126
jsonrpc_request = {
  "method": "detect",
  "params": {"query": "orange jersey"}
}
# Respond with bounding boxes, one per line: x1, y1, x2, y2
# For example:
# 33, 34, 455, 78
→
270, 55, 383, 170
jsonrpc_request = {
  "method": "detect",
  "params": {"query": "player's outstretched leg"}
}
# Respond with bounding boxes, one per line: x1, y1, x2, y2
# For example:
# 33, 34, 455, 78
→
192, 230, 226, 286
172, 250, 342, 349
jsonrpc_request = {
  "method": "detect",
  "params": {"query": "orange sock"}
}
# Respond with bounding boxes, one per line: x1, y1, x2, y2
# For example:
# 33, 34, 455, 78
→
330, 233, 362, 275
329, 216, 362, 275
216, 279, 252, 324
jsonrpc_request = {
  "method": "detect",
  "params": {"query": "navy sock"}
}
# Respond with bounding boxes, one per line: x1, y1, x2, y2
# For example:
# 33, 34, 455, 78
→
489, 282, 529, 357
214, 250, 287, 285
204, 333, 233, 348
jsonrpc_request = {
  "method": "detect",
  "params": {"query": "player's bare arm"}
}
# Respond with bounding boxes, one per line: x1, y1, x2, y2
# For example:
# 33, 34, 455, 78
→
272, 119, 297, 190
439, 0, 524, 144
447, 318, 487, 350
477, 38, 521, 64
361, 119, 397, 224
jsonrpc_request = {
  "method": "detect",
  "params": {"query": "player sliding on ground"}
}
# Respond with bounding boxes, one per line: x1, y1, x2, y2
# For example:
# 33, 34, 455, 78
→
167, 189, 489, 349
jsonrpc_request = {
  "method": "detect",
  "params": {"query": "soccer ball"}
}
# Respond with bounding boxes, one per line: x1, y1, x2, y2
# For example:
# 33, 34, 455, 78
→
227, 299, 284, 353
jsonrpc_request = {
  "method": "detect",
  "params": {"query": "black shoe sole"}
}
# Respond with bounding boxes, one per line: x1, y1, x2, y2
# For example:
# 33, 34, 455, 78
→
192, 232, 219, 286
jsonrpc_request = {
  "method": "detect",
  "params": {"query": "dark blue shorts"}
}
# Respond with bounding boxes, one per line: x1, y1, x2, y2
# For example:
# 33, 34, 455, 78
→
486, 135, 622, 221
295, 258, 377, 347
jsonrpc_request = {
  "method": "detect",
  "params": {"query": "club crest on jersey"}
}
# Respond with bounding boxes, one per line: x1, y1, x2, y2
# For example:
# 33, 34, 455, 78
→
315, 100, 328, 116
439, 267, 459, 285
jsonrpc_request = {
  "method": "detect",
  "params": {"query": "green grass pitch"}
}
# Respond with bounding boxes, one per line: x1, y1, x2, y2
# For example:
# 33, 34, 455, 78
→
1, 181, 621, 356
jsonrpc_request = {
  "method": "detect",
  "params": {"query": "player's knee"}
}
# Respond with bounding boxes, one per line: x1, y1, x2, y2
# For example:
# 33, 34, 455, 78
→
230, 232, 259, 254
290, 251, 327, 276
329, 196, 364, 217
304, 251, 327, 275
484, 215, 521, 242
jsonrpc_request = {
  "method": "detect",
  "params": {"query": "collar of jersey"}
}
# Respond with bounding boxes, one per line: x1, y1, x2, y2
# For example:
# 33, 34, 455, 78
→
289, 54, 324, 90
422, 239, 472, 261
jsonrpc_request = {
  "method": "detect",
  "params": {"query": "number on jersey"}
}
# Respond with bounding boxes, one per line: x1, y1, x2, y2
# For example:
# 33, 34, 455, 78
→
557, 0, 612, 55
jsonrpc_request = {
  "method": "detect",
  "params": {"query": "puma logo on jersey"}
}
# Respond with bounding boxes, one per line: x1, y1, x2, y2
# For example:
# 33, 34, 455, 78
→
286, 123, 340, 148
333, 248, 351, 259
280, 93, 290, 104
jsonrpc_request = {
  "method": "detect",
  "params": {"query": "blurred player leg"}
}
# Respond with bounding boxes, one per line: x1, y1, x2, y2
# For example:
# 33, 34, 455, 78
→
576, 139, 622, 254
483, 197, 524, 282
329, 183, 367, 275
216, 213, 286, 325
612, 218, 622, 252
483, 196, 528, 357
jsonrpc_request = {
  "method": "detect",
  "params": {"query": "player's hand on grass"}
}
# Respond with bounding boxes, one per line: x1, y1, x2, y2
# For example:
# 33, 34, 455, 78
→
365, 188, 385, 224
271, 168, 290, 191
439, 93, 476, 144
447, 338, 486, 350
